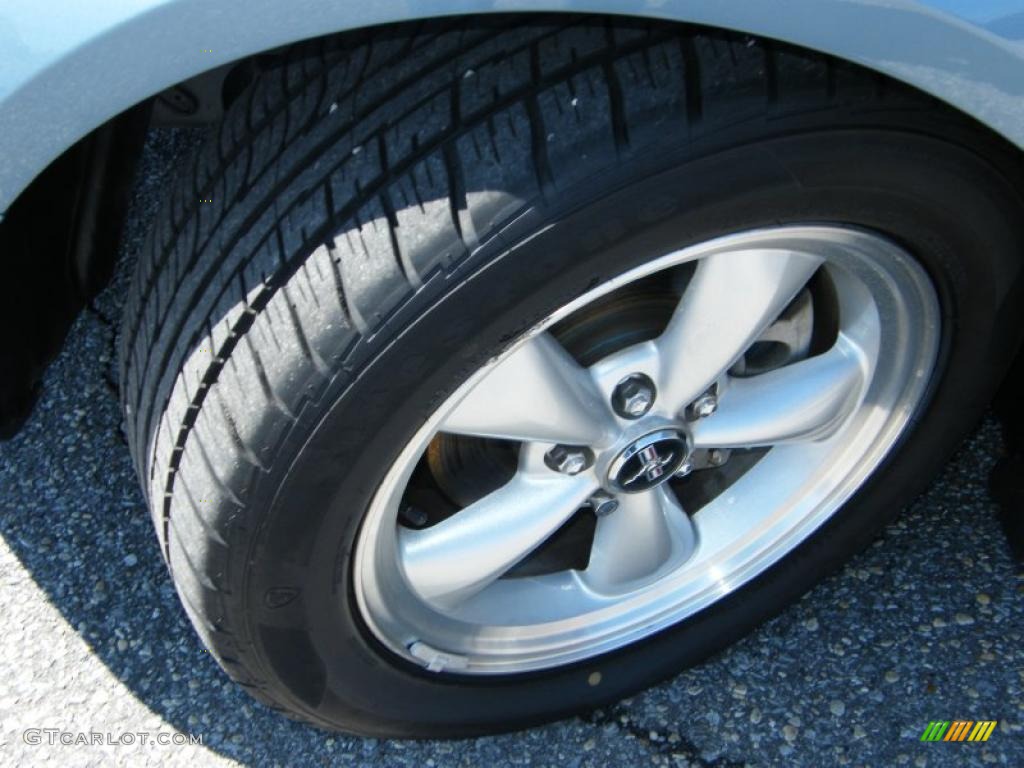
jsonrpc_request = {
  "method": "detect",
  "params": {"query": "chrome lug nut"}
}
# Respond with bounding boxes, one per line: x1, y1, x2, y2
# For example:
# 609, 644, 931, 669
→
612, 373, 656, 419
690, 392, 718, 419
707, 448, 730, 467
674, 459, 694, 478
544, 445, 593, 475
589, 491, 619, 517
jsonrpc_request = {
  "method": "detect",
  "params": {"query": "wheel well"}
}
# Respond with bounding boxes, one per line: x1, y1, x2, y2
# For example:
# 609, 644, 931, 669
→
1, 13, 1023, 439
0, 103, 149, 436
0, 57, 259, 437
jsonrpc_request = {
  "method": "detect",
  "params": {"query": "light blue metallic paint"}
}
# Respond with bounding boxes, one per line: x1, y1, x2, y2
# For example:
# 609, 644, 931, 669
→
1, 0, 1023, 215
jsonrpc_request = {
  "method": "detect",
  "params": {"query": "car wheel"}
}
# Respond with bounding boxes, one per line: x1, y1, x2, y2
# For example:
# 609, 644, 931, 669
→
118, 17, 1024, 736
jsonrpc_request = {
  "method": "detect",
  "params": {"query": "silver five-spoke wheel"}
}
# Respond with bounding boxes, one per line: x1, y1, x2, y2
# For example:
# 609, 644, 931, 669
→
354, 225, 939, 674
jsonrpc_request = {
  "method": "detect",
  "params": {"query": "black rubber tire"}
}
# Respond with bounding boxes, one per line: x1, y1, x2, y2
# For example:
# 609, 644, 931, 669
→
119, 16, 1024, 736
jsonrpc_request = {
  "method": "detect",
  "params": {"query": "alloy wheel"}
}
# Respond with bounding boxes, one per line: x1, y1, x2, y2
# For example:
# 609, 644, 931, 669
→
353, 225, 940, 674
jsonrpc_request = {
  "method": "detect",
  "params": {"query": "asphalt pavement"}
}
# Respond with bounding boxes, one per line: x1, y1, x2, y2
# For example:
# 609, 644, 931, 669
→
0, 128, 1022, 767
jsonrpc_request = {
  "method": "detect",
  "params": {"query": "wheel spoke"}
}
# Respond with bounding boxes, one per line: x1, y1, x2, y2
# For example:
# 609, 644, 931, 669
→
656, 249, 822, 413
440, 332, 615, 445
584, 487, 697, 591
398, 469, 597, 607
690, 335, 870, 448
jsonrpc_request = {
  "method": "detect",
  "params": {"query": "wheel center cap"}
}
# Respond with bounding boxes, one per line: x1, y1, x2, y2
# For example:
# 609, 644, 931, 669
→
607, 428, 691, 493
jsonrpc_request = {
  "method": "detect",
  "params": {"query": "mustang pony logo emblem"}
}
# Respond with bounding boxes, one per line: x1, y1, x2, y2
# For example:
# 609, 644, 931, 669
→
609, 430, 691, 493
621, 445, 677, 487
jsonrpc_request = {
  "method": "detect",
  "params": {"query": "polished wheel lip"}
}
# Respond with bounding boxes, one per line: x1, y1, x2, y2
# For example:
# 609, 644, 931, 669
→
352, 225, 941, 675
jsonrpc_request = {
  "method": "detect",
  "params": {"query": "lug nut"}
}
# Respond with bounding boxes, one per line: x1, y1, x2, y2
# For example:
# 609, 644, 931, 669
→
707, 448, 730, 467
399, 504, 429, 528
589, 491, 619, 517
544, 445, 593, 475
612, 373, 656, 419
674, 459, 694, 478
690, 392, 718, 419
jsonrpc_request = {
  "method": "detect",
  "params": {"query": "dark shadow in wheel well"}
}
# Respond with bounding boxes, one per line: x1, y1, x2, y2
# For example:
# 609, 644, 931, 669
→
0, 54, 263, 439
0, 103, 150, 437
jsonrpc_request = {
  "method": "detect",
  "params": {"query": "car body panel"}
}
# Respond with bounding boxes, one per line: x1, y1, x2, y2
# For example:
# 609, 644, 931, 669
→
1, 0, 1024, 218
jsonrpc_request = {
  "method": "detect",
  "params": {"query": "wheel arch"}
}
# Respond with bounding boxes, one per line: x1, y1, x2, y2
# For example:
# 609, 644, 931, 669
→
3, 2, 1024, 438
3, 0, 1024, 218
